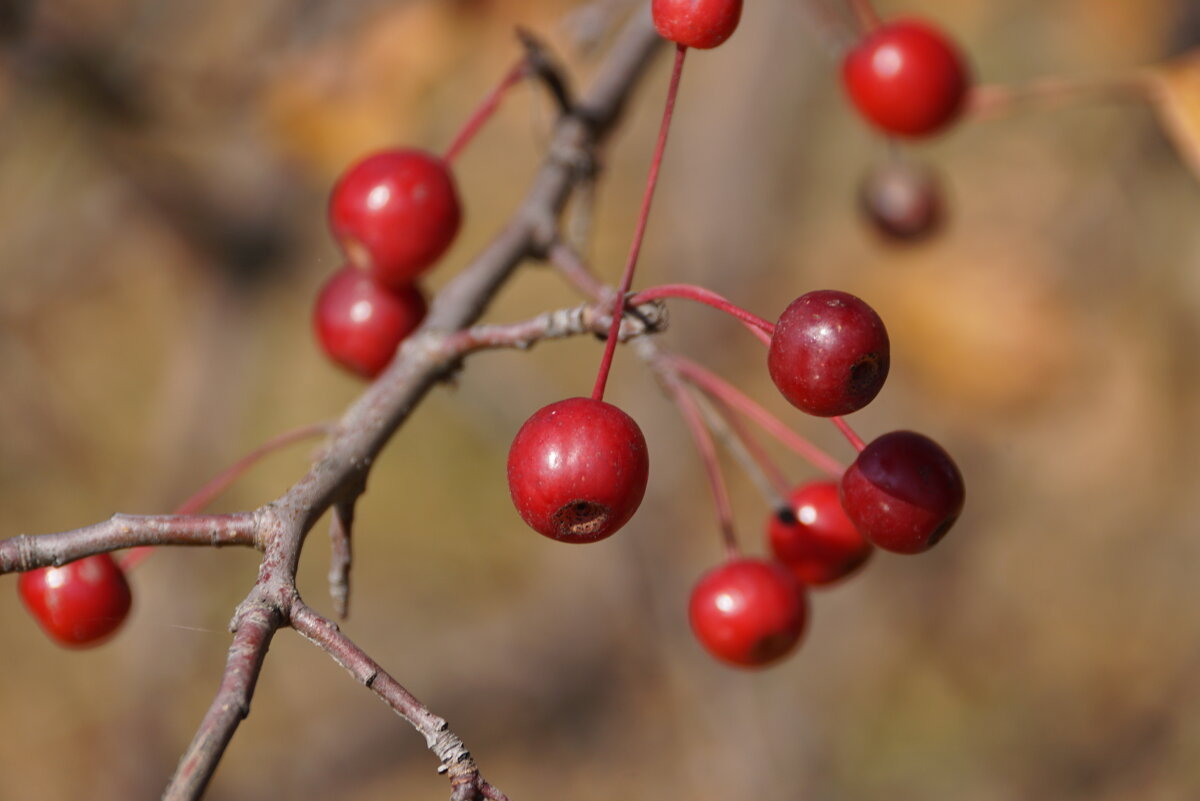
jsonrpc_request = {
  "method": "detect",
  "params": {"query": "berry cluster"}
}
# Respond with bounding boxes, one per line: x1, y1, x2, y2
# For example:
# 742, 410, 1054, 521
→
314, 150, 461, 378
687, 290, 963, 669
501, 9, 966, 672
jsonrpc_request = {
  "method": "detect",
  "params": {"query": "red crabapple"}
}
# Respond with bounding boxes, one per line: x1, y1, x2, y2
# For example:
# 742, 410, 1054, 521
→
507, 397, 650, 543
768, 290, 890, 417
652, 0, 743, 49
313, 266, 428, 379
18, 553, 132, 648
842, 19, 970, 138
769, 480, 872, 586
689, 558, 807, 668
328, 149, 461, 288
840, 430, 965, 554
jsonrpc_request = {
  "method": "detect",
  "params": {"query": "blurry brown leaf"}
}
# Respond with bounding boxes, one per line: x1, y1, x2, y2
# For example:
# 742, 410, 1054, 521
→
1150, 51, 1200, 182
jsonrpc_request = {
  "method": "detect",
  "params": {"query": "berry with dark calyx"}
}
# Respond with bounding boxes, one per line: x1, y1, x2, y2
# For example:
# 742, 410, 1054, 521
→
769, 480, 872, 586
768, 290, 890, 417
313, 265, 428, 379
652, 0, 742, 49
507, 397, 650, 544
328, 148, 461, 288
840, 430, 965, 554
689, 558, 807, 668
859, 159, 944, 243
842, 19, 970, 138
18, 553, 132, 648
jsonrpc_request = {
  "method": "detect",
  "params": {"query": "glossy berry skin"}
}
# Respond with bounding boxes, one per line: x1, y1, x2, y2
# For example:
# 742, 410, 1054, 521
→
768, 290, 890, 417
313, 265, 427, 379
769, 480, 872, 586
689, 558, 807, 668
328, 149, 461, 288
652, 0, 742, 49
859, 160, 943, 242
840, 430, 965, 554
507, 397, 650, 543
842, 19, 969, 138
18, 554, 132, 648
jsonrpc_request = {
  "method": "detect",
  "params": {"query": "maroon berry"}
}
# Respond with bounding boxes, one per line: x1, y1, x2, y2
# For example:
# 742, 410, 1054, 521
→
840, 430, 965, 554
506, 397, 650, 543
313, 265, 427, 379
842, 19, 970, 138
859, 159, 944, 242
769, 480, 872, 586
688, 558, 807, 668
328, 149, 461, 288
651, 0, 742, 49
767, 290, 890, 417
18, 553, 132, 647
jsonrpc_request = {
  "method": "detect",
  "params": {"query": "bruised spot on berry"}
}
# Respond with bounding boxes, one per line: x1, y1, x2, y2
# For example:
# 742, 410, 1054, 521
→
553, 500, 610, 540
749, 631, 798, 666
848, 353, 883, 396
926, 515, 958, 548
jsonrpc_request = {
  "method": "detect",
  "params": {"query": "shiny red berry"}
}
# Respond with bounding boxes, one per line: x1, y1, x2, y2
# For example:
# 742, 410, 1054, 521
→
840, 430, 965, 554
507, 397, 650, 543
688, 558, 807, 668
842, 19, 970, 138
768, 290, 890, 417
313, 266, 427, 379
328, 149, 461, 288
768, 480, 872, 586
858, 159, 944, 242
652, 0, 742, 49
18, 553, 133, 647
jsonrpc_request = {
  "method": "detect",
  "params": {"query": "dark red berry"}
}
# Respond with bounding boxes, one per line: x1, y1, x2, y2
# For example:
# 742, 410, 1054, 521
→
688, 558, 807, 668
769, 480, 872, 586
840, 430, 965, 554
18, 553, 132, 647
768, 290, 890, 417
313, 265, 427, 379
328, 149, 461, 288
859, 159, 944, 242
842, 19, 970, 138
651, 0, 742, 49
507, 397, 650, 543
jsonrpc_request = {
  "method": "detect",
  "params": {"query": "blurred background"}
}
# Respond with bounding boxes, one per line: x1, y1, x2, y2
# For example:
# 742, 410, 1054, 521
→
2, 0, 1200, 798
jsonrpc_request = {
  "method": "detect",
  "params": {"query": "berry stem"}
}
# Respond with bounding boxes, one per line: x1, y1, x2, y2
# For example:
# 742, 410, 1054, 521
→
120, 422, 333, 570
668, 354, 845, 478
702, 391, 792, 501
848, 0, 881, 33
591, 43, 688, 402
629, 283, 775, 346
831, 416, 867, 452
660, 371, 740, 558
444, 58, 530, 164
967, 71, 1154, 120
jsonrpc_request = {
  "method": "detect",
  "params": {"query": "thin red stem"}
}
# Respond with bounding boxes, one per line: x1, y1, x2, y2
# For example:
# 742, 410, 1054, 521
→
591, 43, 687, 401
706, 393, 792, 499
669, 355, 845, 478
443, 59, 530, 164
848, 0, 882, 33
662, 374, 740, 558
831, 416, 866, 452
120, 422, 332, 570
630, 283, 775, 346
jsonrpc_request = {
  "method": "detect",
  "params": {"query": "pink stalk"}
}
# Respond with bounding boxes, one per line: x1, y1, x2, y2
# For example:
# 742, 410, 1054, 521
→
629, 283, 775, 346
591, 43, 688, 401
669, 355, 845, 478
120, 422, 332, 570
443, 59, 530, 164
